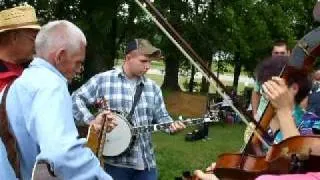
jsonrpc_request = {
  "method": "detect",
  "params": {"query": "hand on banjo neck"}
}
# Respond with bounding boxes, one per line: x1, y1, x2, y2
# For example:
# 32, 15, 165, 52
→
130, 116, 213, 135
90, 97, 207, 135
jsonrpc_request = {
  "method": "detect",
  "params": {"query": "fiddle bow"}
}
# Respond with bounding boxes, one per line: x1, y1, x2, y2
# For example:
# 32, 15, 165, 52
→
135, 0, 320, 179
135, 0, 271, 148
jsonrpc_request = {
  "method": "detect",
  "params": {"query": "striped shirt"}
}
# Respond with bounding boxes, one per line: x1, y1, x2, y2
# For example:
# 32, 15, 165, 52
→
72, 68, 172, 169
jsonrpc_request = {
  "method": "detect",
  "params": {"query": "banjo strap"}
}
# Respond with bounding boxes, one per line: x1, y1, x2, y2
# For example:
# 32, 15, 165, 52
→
0, 82, 21, 178
126, 82, 144, 123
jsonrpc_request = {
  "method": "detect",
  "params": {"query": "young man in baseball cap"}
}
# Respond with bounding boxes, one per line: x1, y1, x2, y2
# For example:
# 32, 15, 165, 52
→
72, 38, 185, 180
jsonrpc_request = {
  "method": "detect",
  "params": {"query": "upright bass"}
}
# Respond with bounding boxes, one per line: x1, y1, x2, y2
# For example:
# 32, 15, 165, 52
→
135, 0, 320, 179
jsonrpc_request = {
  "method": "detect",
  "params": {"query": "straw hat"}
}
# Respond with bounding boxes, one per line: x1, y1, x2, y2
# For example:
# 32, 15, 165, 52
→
0, 4, 40, 33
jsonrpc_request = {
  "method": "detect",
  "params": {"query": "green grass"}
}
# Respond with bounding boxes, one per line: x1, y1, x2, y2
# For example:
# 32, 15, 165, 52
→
150, 61, 165, 70
146, 74, 164, 85
112, 63, 248, 179
153, 124, 246, 179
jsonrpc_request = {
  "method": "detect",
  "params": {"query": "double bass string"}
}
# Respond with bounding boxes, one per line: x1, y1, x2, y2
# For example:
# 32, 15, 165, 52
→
135, 0, 270, 149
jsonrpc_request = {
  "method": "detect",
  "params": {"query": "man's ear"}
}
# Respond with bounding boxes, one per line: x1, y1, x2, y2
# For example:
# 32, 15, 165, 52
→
291, 83, 299, 94
54, 48, 66, 65
126, 50, 139, 61
125, 53, 133, 63
125, 54, 130, 60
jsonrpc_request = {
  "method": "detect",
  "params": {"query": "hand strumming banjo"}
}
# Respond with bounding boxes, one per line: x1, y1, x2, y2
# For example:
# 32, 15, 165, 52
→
103, 113, 213, 157
32, 98, 109, 180
86, 98, 110, 165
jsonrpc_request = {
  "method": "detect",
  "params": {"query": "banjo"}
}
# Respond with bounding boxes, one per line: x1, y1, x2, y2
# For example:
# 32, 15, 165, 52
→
102, 113, 213, 157
30, 115, 213, 179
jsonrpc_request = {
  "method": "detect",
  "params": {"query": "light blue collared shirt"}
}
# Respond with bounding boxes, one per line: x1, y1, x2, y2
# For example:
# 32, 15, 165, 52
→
0, 138, 16, 179
6, 57, 112, 180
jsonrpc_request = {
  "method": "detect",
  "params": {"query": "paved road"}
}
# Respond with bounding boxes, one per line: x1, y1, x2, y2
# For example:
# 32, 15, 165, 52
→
146, 68, 254, 85
114, 66, 254, 85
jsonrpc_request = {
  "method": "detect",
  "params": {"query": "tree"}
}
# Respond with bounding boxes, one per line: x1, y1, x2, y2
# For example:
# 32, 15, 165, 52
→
153, 0, 190, 91
2, 0, 318, 93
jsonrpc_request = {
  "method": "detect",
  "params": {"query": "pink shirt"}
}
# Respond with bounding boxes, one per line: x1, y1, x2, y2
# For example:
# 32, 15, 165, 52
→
256, 172, 320, 180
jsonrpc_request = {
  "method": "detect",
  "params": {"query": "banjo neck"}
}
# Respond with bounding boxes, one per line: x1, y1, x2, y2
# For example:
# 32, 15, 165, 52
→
131, 117, 211, 136
102, 116, 213, 157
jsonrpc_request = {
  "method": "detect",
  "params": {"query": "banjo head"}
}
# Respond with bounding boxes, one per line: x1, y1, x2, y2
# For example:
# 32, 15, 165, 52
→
102, 113, 133, 156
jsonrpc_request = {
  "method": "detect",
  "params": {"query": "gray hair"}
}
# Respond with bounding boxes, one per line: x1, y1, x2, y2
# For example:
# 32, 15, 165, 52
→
35, 20, 86, 58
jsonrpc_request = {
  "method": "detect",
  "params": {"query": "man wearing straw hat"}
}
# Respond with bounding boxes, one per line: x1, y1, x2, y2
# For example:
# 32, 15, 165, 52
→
0, 3, 40, 90
0, 4, 40, 179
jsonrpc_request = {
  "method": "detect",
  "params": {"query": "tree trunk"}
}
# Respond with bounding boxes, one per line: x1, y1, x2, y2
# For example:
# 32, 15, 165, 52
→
189, 66, 195, 92
232, 51, 241, 92
79, 1, 119, 82
200, 59, 212, 93
105, 16, 118, 70
162, 54, 181, 91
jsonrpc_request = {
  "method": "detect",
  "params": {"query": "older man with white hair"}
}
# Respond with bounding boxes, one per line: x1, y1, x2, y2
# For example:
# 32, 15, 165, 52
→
5, 20, 113, 180
0, 4, 40, 179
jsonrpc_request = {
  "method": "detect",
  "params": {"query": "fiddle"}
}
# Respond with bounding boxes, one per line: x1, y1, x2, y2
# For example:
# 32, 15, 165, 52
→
265, 135, 320, 174
184, 136, 320, 180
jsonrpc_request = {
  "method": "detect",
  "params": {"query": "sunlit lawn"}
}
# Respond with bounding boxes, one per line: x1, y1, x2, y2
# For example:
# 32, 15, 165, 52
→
144, 67, 248, 179
153, 123, 245, 179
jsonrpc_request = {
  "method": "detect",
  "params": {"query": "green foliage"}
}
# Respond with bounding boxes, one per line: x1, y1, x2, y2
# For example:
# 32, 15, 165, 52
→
2, 0, 318, 91
2, 1, 319, 178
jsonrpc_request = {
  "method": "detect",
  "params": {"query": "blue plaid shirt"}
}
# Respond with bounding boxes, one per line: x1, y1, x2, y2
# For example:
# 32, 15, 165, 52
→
72, 68, 172, 169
